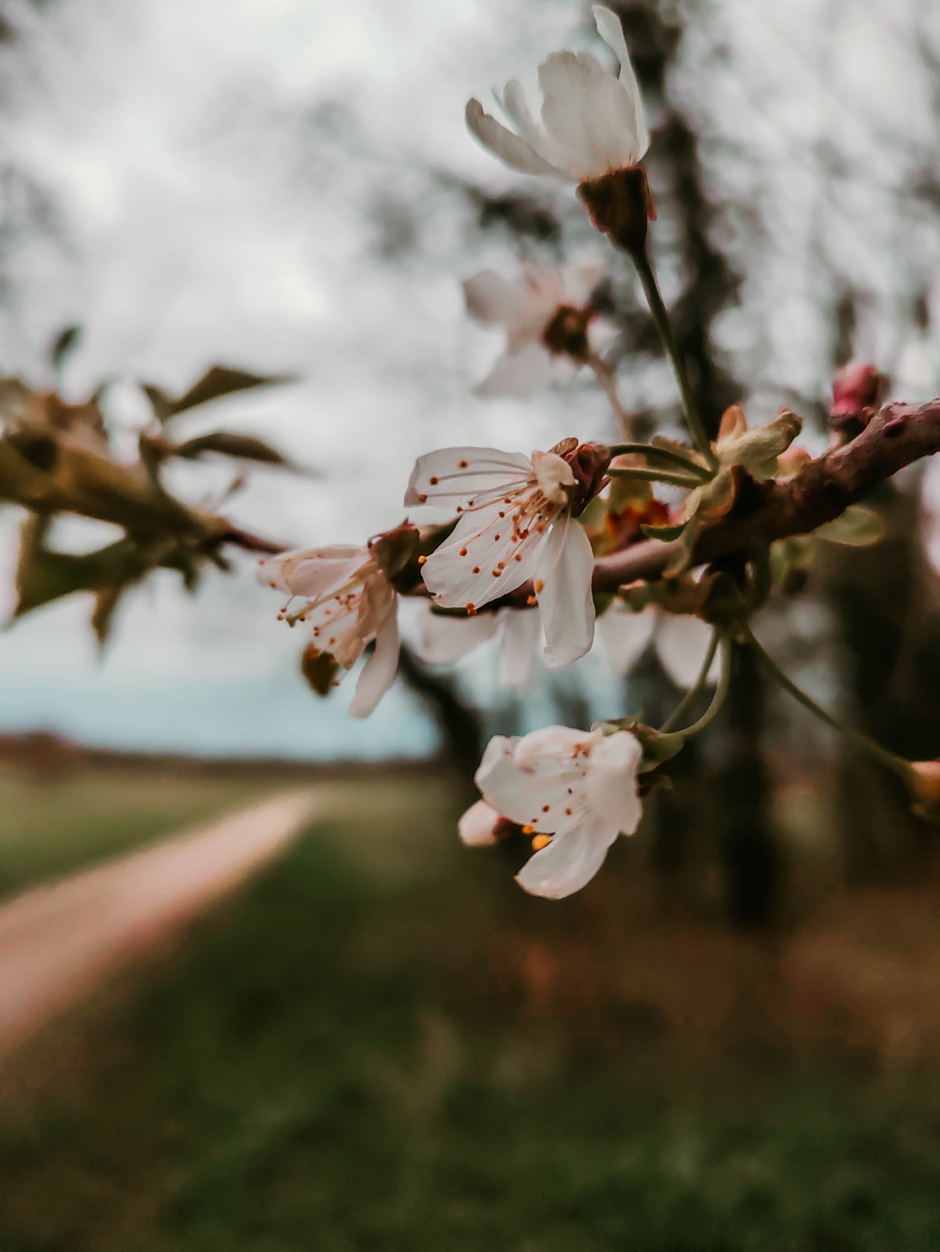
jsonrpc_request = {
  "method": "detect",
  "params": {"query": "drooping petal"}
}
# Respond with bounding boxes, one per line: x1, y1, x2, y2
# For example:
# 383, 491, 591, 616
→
415, 602, 499, 665
465, 99, 572, 180
499, 608, 541, 688
592, 5, 649, 159
559, 260, 606, 307
404, 447, 533, 510
348, 609, 399, 719
421, 498, 547, 611
516, 811, 619, 898
538, 51, 644, 180
535, 516, 596, 668
655, 613, 719, 689
463, 270, 530, 326
475, 342, 558, 398
584, 730, 643, 833
458, 800, 502, 847
597, 601, 657, 676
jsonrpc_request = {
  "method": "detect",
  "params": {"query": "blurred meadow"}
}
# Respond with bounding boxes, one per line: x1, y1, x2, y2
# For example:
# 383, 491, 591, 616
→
0, 0, 939, 1248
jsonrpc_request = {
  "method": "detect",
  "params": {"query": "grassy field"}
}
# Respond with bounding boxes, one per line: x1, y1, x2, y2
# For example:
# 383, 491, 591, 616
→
0, 763, 278, 899
2, 773, 940, 1250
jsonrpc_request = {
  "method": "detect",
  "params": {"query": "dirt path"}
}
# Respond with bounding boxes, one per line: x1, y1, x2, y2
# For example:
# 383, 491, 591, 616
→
0, 789, 317, 1062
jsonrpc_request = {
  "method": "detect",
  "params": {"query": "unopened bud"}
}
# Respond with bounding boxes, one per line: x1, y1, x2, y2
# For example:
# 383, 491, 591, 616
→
458, 799, 516, 847
577, 165, 653, 258
829, 361, 888, 437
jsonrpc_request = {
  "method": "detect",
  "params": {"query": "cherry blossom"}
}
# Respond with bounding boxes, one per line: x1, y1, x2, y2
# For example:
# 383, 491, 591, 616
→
458, 800, 504, 847
465, 6, 647, 184
405, 444, 599, 668
597, 601, 719, 689
414, 601, 542, 689
474, 725, 643, 898
463, 261, 606, 397
258, 544, 398, 719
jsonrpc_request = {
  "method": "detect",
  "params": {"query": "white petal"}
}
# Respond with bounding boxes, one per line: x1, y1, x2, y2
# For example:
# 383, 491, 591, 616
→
498, 608, 541, 689
516, 812, 619, 899
458, 800, 501, 847
348, 610, 399, 719
422, 498, 547, 611
305, 592, 362, 663
655, 614, 719, 689
404, 447, 533, 510
538, 51, 643, 180
463, 270, 529, 327
559, 261, 606, 307
513, 724, 594, 772
475, 342, 556, 398
531, 449, 576, 504
466, 99, 573, 180
500, 80, 552, 158
477, 731, 587, 834
597, 601, 657, 676
536, 516, 596, 669
258, 545, 367, 598
585, 730, 643, 833
415, 602, 498, 664
592, 5, 649, 159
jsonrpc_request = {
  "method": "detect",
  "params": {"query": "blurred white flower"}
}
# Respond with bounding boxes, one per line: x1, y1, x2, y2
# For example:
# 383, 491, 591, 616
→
259, 545, 398, 719
598, 601, 718, 689
463, 261, 607, 397
458, 799, 503, 847
465, 5, 648, 184
475, 725, 643, 898
414, 601, 541, 689
405, 445, 594, 668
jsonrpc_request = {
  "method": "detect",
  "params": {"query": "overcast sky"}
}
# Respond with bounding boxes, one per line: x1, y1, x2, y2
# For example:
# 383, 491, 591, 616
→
0, 0, 936, 758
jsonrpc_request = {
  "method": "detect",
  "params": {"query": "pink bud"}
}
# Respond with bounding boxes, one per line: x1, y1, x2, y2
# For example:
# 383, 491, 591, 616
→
830, 361, 888, 422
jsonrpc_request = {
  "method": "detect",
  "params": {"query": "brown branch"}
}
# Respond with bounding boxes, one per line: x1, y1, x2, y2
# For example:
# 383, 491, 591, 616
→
464, 398, 940, 608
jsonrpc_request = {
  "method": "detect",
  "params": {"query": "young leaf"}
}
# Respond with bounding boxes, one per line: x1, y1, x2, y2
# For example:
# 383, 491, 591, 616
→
142, 366, 295, 423
641, 521, 687, 542
173, 432, 290, 465
815, 505, 884, 546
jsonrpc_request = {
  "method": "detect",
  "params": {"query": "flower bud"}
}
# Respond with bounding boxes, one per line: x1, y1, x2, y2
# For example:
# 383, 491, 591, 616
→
829, 361, 888, 437
369, 522, 420, 580
577, 165, 653, 258
458, 799, 516, 847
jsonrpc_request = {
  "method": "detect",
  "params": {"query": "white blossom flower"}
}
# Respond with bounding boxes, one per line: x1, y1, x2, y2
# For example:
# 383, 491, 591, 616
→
597, 601, 718, 689
475, 725, 643, 898
464, 261, 607, 398
458, 799, 503, 847
414, 601, 542, 689
259, 544, 399, 719
466, 5, 648, 184
405, 445, 598, 669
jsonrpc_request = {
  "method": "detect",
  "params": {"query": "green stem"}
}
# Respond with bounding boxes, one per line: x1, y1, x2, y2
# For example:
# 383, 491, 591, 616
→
742, 624, 913, 780
674, 632, 732, 739
607, 441, 711, 480
632, 249, 718, 470
659, 627, 720, 733
607, 466, 704, 489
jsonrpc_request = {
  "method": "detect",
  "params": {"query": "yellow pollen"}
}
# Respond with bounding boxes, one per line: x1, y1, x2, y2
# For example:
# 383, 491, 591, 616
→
531, 834, 552, 851
418, 555, 427, 565
526, 595, 537, 606
522, 824, 534, 834
534, 579, 544, 593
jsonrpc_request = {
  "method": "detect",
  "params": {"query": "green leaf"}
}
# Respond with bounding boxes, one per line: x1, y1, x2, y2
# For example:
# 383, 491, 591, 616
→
815, 505, 884, 546
641, 521, 687, 542
173, 432, 290, 465
142, 366, 295, 423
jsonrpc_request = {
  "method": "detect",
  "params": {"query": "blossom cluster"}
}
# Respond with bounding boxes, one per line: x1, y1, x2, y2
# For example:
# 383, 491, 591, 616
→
258, 6, 897, 900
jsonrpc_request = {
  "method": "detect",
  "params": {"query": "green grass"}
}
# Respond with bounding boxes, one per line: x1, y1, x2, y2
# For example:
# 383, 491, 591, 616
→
0, 765, 273, 898
2, 775, 940, 1250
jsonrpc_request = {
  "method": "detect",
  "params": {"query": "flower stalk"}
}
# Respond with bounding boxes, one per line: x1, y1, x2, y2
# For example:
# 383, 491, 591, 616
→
658, 626, 720, 733
631, 248, 718, 470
